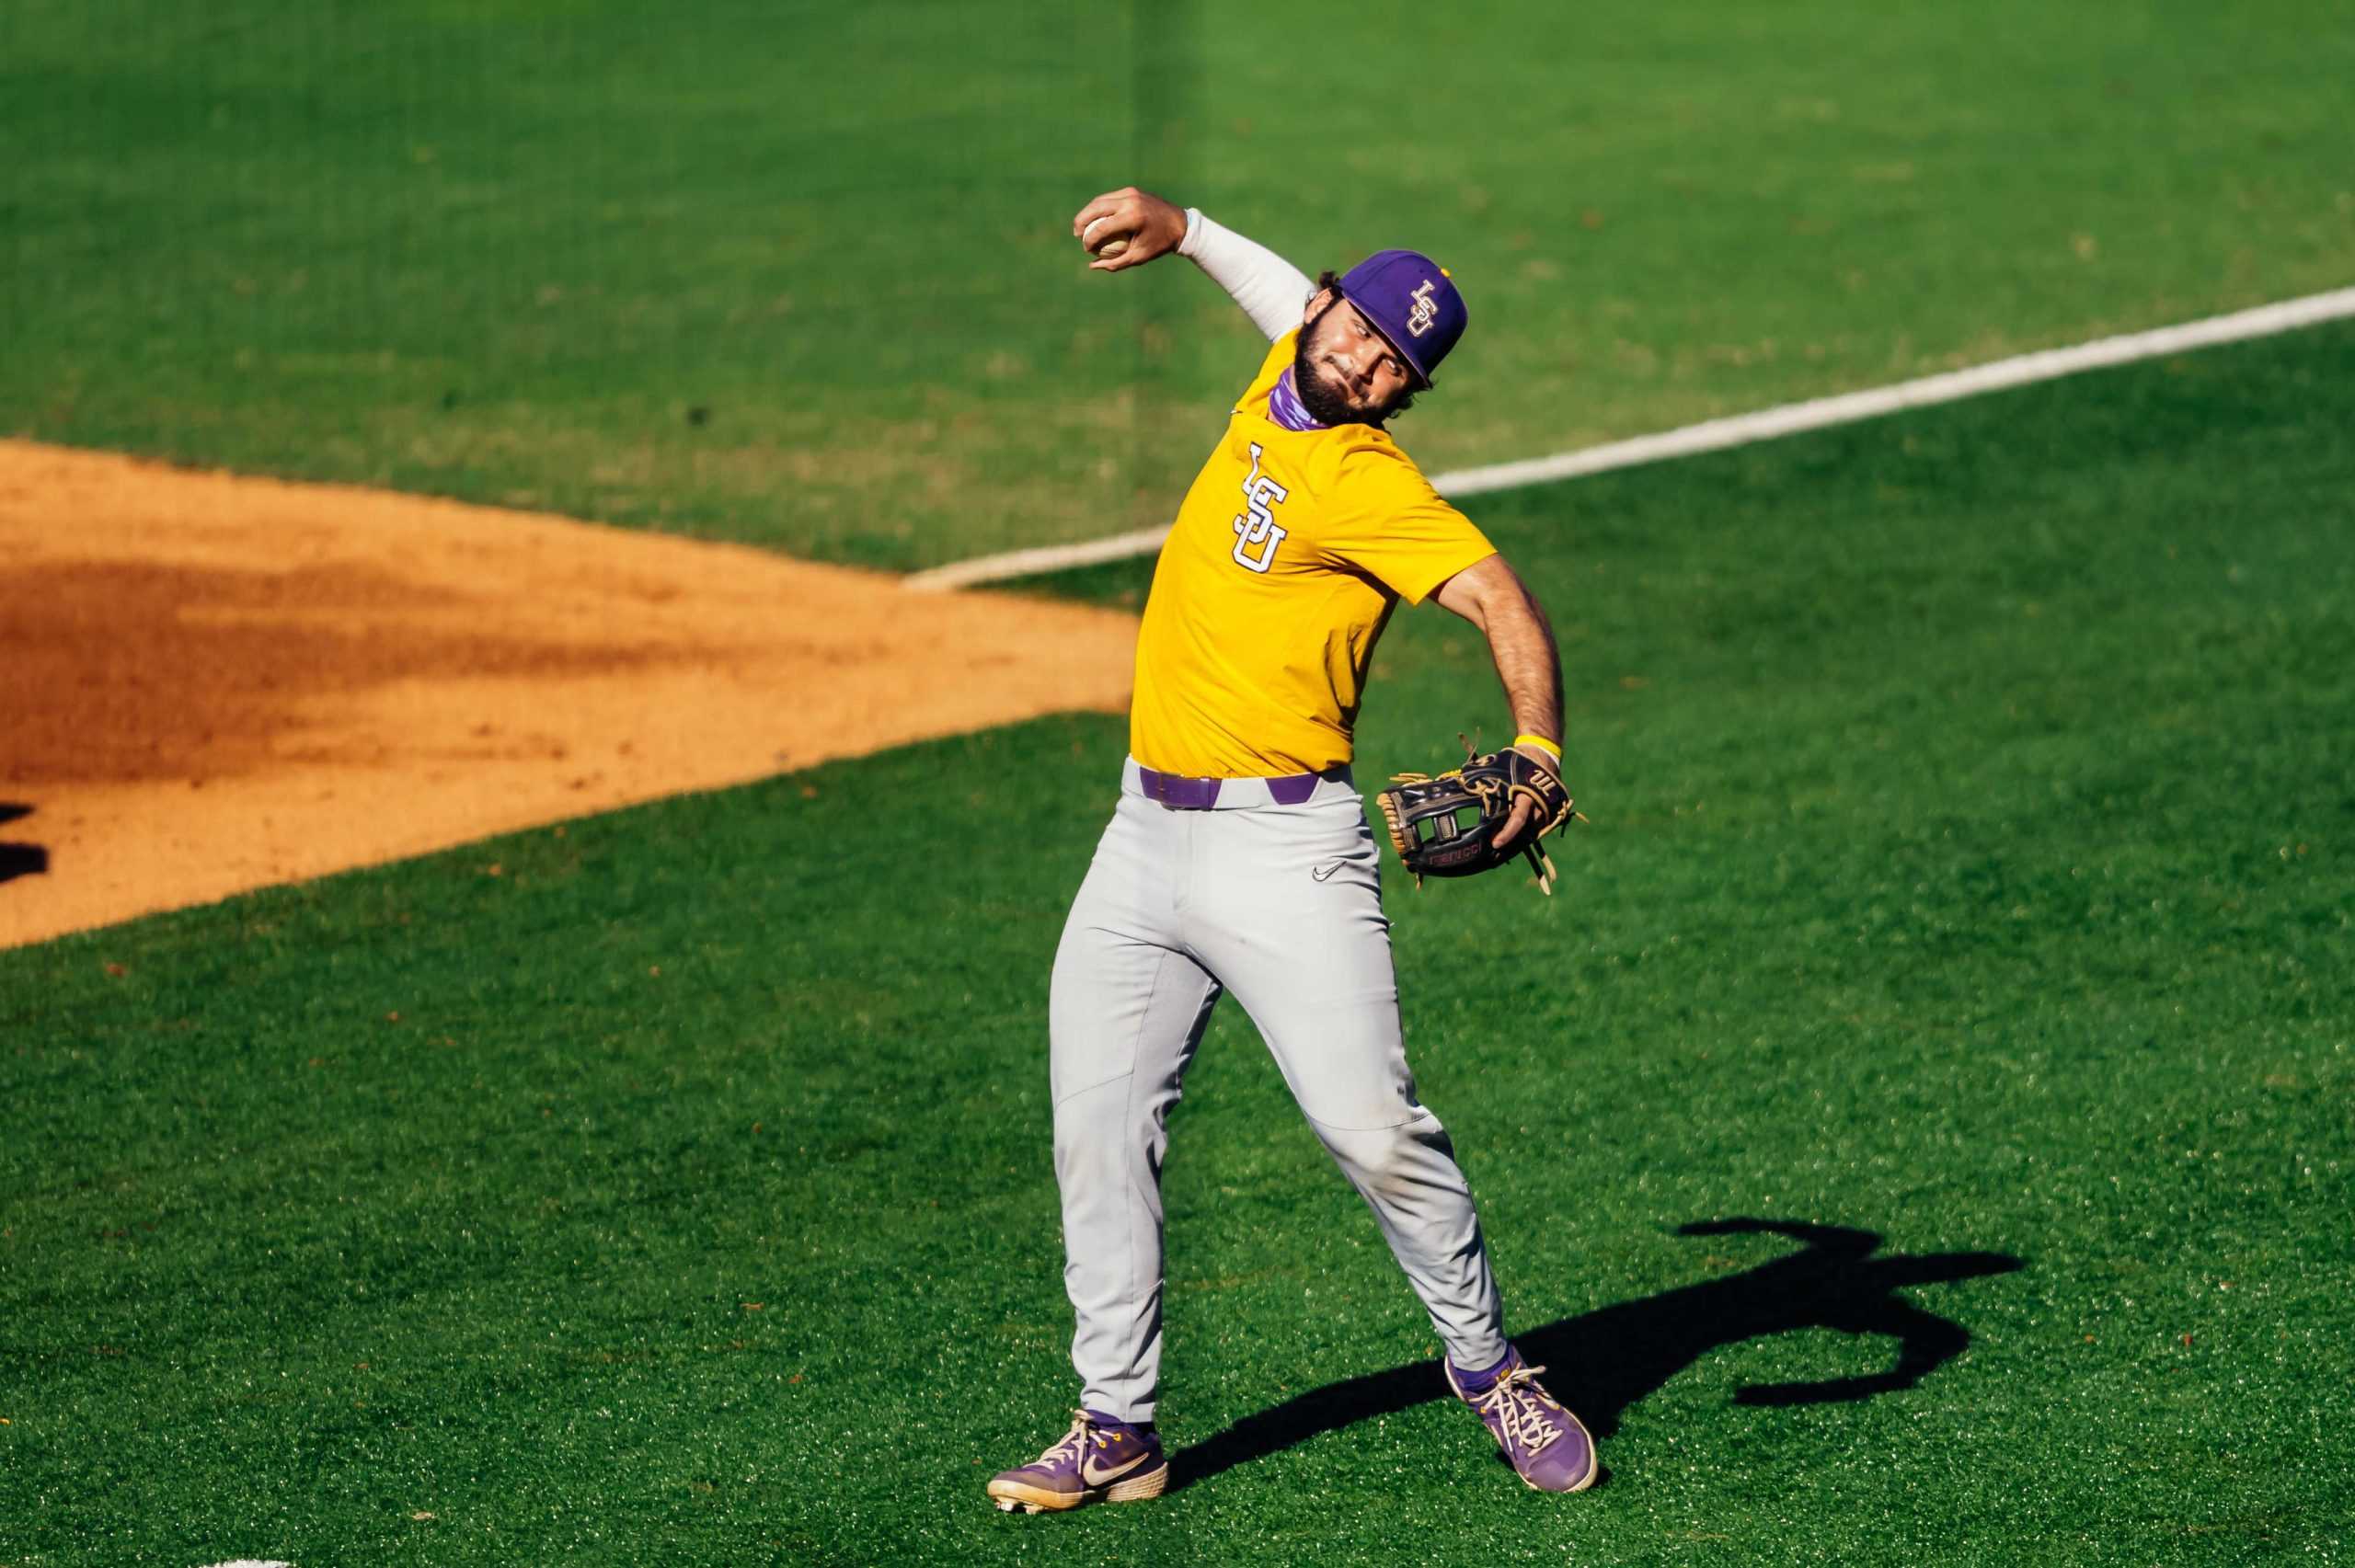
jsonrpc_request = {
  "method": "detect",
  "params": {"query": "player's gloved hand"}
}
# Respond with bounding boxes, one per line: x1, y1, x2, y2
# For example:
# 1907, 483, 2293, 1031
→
1377, 738, 1585, 895
1070, 186, 1189, 272
1488, 741, 1562, 857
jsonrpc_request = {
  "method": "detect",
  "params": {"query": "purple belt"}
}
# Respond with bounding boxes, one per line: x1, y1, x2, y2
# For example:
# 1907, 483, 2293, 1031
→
1136, 765, 1327, 809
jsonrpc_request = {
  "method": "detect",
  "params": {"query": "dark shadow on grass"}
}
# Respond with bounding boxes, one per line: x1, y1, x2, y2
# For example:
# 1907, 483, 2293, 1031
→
1173, 1219, 2023, 1492
0, 803, 47, 885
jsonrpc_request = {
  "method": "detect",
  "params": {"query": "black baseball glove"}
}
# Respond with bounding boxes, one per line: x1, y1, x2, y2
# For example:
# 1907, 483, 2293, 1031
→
1376, 740, 1584, 894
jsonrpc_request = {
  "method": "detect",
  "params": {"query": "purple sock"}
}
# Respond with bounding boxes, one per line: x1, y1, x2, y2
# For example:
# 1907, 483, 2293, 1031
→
1451, 1347, 1517, 1394
1084, 1406, 1155, 1437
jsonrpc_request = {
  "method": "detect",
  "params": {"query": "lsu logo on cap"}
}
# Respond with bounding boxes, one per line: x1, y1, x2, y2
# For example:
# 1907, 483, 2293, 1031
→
1407, 280, 1440, 338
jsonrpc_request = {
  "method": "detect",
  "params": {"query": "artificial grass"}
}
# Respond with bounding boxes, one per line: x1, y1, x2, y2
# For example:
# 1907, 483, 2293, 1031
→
4, 322, 2349, 1563
6, 0, 2353, 568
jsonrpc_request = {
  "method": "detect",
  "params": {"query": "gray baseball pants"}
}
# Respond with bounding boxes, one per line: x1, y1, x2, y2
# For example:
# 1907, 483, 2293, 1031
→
1049, 758, 1509, 1423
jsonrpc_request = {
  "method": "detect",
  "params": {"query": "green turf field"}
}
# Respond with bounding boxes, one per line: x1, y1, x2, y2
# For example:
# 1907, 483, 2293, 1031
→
6, 0, 2353, 567
5, 322, 2349, 1563
6, 4, 2354, 1562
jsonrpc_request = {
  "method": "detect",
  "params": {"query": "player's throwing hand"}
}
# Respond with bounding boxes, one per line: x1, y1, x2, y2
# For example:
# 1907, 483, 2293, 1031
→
1071, 186, 1189, 271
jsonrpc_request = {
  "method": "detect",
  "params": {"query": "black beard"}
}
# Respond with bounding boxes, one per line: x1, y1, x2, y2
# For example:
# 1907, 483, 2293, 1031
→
1292, 304, 1394, 428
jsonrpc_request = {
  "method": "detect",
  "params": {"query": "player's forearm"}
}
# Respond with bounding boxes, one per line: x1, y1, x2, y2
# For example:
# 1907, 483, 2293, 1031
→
1179, 210, 1315, 342
1474, 571, 1566, 752
1439, 555, 1567, 750
1486, 602, 1565, 751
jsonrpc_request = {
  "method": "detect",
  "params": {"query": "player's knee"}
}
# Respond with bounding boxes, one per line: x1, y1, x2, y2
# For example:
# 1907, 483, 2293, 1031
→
1286, 1060, 1422, 1141
1313, 1114, 1447, 1195
1051, 1072, 1132, 1151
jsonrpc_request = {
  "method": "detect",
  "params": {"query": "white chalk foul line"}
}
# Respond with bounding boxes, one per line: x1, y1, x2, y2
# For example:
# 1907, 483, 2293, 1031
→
902, 285, 2355, 593
903, 524, 1176, 590
1429, 285, 2355, 498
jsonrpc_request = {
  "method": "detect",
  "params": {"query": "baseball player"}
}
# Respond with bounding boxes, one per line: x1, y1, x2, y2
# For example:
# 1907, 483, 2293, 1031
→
987, 188, 1595, 1512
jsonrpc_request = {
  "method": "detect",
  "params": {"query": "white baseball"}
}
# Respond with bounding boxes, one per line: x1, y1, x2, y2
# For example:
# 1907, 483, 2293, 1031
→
1083, 216, 1133, 259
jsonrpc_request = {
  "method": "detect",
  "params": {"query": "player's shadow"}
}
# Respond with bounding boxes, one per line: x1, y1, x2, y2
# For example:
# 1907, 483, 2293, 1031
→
1173, 1219, 2023, 1492
0, 804, 47, 885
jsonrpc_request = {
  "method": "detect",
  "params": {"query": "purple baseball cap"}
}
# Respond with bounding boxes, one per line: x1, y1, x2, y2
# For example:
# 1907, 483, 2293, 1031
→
1337, 249, 1467, 387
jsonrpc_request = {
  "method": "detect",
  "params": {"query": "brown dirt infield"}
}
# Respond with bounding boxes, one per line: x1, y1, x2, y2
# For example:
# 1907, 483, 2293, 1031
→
0, 439, 1139, 949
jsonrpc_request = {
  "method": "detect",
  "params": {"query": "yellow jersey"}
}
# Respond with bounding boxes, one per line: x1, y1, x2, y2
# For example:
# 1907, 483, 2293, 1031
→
1129, 331, 1498, 777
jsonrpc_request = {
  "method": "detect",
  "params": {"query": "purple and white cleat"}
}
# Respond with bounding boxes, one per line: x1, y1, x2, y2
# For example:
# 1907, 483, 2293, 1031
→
1445, 1347, 1599, 1494
987, 1409, 1169, 1514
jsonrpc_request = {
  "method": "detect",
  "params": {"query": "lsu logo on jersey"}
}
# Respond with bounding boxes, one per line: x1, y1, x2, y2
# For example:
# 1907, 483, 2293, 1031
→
1230, 441, 1290, 574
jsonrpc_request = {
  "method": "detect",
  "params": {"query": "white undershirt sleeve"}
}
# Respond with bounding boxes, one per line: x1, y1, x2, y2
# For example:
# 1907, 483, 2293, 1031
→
1178, 208, 1315, 343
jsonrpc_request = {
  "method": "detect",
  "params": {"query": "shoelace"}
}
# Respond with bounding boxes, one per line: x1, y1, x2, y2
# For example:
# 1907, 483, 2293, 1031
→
1030, 1411, 1127, 1469
1471, 1365, 1564, 1455
1029, 1413, 1090, 1469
